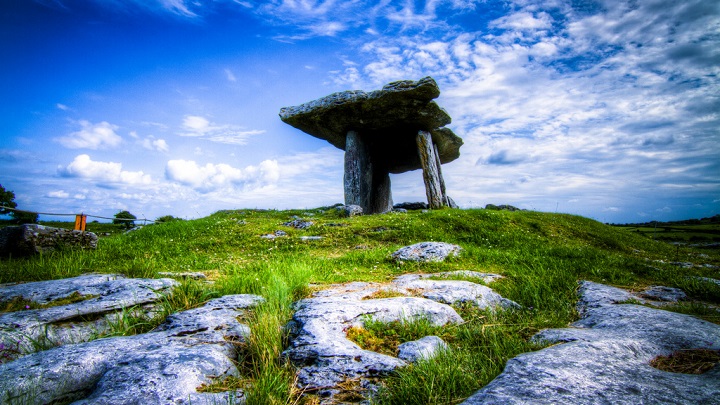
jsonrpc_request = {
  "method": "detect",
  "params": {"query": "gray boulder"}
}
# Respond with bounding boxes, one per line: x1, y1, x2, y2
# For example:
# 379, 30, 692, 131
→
394, 273, 519, 309
282, 219, 314, 229
461, 281, 720, 404
0, 274, 177, 360
0, 294, 263, 405
640, 285, 687, 302
283, 271, 512, 395
485, 204, 521, 212
398, 336, 448, 363
260, 230, 287, 239
391, 241, 462, 262
283, 294, 460, 389
393, 202, 429, 210
339, 204, 363, 217
0, 224, 98, 257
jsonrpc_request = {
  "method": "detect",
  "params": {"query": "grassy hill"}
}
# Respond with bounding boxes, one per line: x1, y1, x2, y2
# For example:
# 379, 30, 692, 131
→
2, 208, 719, 404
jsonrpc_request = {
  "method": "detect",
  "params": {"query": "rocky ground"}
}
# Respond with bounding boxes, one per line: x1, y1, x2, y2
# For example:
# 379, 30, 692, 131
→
2, 270, 719, 404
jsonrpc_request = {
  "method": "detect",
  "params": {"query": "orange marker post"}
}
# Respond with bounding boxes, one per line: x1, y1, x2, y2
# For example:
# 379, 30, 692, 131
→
74, 214, 87, 231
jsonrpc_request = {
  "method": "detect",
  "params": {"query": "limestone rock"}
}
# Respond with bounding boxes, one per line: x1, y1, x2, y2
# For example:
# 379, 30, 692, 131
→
460, 281, 720, 404
0, 294, 263, 405
394, 202, 429, 210
339, 204, 363, 217
394, 273, 519, 309
279, 77, 462, 174
391, 242, 462, 262
640, 285, 687, 302
398, 336, 448, 363
283, 271, 513, 397
283, 219, 314, 229
261, 230, 287, 239
0, 224, 98, 257
283, 294, 461, 390
485, 204, 521, 212
0, 274, 178, 360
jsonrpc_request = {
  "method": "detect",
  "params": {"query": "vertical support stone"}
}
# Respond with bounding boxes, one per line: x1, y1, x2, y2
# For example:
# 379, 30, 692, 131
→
416, 130, 444, 209
344, 131, 393, 214
432, 143, 448, 206
344, 130, 369, 209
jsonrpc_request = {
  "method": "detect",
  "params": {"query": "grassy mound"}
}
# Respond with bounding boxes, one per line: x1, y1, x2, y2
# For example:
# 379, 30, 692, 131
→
1, 208, 718, 404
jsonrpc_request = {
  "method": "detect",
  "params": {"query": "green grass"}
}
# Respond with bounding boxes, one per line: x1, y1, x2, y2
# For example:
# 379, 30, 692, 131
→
1, 207, 719, 404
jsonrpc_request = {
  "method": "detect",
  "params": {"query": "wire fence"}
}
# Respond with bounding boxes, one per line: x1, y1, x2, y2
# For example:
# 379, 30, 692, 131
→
0, 205, 156, 225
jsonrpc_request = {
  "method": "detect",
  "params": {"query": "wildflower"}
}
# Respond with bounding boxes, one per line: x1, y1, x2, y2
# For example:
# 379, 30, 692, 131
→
25, 305, 31, 310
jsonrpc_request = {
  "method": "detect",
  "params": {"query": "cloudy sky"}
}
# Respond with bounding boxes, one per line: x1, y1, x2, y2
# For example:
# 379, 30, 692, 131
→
1, 0, 718, 223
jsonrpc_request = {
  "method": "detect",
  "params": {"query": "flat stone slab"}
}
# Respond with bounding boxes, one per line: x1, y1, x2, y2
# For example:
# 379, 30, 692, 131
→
283, 271, 514, 392
279, 77, 463, 174
391, 241, 463, 262
0, 274, 177, 360
460, 281, 720, 404
1, 294, 263, 405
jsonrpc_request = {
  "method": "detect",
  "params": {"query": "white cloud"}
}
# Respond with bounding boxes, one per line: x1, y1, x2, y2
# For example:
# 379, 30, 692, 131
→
490, 11, 553, 31
47, 190, 69, 198
158, 0, 196, 17
140, 137, 170, 152
56, 103, 69, 111
56, 120, 123, 150
165, 159, 280, 192
179, 115, 265, 145
224, 68, 237, 82
58, 154, 152, 186
182, 115, 211, 134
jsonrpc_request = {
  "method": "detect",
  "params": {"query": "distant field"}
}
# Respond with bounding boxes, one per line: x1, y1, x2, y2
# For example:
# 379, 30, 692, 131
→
614, 222, 720, 245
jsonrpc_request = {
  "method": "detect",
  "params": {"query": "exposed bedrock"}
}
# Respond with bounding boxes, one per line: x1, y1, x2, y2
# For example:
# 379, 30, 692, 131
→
461, 281, 720, 404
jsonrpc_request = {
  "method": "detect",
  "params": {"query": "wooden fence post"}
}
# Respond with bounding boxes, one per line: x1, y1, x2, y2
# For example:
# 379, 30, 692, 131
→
74, 214, 87, 231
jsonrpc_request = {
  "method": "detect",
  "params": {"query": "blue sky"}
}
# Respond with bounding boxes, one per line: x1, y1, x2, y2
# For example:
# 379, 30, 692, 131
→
1, 0, 718, 224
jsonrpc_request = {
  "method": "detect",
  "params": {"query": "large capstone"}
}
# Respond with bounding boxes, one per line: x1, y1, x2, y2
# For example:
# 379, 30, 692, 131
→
279, 77, 462, 173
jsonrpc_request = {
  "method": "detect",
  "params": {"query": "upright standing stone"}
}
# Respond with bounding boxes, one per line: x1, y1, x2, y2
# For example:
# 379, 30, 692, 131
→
416, 131, 444, 209
344, 131, 393, 213
433, 143, 449, 206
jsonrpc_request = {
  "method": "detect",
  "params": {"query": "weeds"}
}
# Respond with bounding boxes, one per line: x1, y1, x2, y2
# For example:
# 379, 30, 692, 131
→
650, 349, 720, 374
1, 292, 99, 313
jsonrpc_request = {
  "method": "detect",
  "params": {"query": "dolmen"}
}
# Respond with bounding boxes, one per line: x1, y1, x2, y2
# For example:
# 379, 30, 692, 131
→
280, 77, 463, 214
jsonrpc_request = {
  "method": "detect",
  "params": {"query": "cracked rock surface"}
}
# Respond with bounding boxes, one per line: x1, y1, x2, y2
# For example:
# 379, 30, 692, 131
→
391, 242, 462, 262
0, 274, 177, 358
283, 271, 515, 392
461, 281, 720, 404
1, 294, 263, 405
